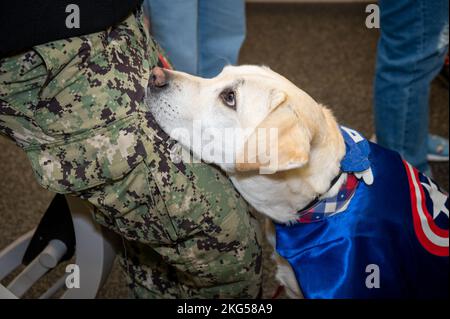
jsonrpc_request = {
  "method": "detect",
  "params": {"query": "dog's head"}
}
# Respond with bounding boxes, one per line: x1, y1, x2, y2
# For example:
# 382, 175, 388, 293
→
147, 65, 329, 174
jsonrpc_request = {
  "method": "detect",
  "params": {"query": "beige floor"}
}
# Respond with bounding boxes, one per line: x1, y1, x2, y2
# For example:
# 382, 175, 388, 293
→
0, 3, 448, 298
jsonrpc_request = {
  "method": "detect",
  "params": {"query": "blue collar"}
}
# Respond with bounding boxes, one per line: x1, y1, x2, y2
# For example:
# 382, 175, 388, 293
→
291, 127, 371, 223
295, 173, 359, 223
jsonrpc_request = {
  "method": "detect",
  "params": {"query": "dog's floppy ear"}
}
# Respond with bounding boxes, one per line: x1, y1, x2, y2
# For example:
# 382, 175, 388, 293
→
269, 89, 287, 112
236, 92, 311, 173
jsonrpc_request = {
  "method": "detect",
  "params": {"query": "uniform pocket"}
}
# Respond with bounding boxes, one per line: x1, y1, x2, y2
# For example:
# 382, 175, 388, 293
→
86, 158, 179, 245
24, 114, 147, 193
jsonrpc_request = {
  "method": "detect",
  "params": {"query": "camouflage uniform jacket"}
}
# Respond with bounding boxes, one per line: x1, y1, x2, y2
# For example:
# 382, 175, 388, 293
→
0, 9, 262, 298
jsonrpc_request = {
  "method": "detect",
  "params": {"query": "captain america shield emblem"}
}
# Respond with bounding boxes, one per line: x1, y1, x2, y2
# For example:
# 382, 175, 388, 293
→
404, 160, 449, 257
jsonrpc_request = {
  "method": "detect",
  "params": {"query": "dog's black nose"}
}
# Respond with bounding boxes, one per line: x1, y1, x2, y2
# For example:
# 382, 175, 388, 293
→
150, 67, 168, 88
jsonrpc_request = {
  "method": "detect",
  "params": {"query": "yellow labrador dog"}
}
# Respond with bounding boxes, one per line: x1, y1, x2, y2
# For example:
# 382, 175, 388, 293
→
147, 65, 449, 299
147, 65, 347, 298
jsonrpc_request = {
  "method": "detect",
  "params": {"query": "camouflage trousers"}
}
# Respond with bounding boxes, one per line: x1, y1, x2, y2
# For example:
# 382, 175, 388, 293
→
0, 8, 262, 298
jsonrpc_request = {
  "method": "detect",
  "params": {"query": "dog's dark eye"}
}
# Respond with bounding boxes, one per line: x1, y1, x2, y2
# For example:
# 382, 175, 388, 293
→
220, 89, 236, 110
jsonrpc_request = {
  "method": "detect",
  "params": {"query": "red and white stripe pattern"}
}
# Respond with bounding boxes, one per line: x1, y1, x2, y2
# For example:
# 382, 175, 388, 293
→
403, 160, 449, 257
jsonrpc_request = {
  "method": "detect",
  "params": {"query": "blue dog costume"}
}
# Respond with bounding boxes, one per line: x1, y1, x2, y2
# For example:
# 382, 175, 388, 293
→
275, 127, 449, 299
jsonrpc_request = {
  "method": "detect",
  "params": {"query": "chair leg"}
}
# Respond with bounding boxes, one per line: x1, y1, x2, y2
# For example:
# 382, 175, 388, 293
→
0, 195, 117, 299
0, 283, 17, 299
7, 239, 67, 297
0, 229, 34, 281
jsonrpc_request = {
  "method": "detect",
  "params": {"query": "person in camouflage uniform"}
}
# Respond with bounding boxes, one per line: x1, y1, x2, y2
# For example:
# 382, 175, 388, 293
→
0, 8, 262, 298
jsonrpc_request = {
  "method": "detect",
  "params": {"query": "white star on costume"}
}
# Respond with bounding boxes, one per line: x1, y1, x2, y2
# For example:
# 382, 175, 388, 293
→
421, 177, 449, 220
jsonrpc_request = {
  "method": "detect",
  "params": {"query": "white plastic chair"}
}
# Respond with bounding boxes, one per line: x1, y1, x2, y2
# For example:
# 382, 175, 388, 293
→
0, 195, 117, 299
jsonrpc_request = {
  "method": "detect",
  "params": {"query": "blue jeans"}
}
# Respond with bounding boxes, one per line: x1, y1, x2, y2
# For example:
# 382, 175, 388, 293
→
374, 0, 449, 172
144, 0, 246, 78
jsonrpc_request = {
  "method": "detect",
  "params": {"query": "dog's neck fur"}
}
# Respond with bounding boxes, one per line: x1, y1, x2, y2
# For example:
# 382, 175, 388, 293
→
229, 108, 346, 224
